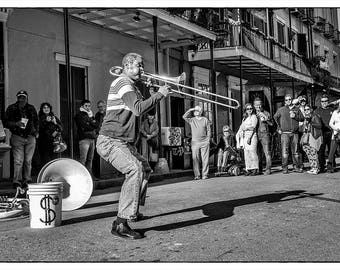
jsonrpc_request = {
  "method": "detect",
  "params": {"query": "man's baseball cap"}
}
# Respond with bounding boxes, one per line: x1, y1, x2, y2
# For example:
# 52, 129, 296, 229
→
16, 90, 28, 98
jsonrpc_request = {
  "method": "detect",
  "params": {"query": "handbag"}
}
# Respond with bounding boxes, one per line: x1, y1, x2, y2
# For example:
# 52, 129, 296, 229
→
53, 133, 67, 153
300, 133, 310, 146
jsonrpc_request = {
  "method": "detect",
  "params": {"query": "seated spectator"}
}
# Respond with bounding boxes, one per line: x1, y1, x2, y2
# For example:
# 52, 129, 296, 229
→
215, 125, 235, 175
300, 105, 323, 174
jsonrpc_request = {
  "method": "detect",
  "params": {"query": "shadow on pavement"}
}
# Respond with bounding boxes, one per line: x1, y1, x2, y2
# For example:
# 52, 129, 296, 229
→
140, 190, 322, 234
80, 200, 119, 210
62, 211, 118, 226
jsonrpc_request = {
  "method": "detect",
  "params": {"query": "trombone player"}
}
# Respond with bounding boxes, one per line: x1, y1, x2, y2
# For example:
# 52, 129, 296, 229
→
97, 53, 170, 240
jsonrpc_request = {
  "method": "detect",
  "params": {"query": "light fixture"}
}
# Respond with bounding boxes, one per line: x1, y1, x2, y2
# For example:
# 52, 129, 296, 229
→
133, 11, 140, 22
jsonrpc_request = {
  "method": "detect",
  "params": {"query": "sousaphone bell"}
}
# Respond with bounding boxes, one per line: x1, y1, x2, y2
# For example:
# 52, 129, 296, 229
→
37, 158, 93, 211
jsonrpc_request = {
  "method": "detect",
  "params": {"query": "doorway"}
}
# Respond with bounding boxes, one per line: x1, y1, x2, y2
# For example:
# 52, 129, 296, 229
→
59, 64, 87, 159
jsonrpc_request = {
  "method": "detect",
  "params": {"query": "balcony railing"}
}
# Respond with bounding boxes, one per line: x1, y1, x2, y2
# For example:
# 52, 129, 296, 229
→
195, 25, 310, 77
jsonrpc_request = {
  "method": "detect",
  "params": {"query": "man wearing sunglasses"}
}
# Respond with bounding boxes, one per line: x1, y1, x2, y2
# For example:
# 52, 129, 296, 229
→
254, 98, 273, 175
274, 94, 305, 174
314, 94, 334, 172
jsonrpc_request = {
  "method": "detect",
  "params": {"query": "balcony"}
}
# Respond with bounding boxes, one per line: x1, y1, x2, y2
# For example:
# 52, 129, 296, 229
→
313, 16, 326, 32
324, 23, 334, 39
190, 24, 313, 84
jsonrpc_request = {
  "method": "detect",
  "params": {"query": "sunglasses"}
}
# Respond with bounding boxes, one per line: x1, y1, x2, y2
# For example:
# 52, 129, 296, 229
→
246, 107, 253, 110
305, 108, 311, 111
321, 100, 328, 103
285, 98, 292, 101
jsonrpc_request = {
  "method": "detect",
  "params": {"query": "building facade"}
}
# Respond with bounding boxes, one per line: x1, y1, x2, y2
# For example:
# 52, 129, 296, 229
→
1, 8, 340, 177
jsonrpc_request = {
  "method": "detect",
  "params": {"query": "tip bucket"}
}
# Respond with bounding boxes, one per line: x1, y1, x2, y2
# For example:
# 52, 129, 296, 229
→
27, 183, 63, 229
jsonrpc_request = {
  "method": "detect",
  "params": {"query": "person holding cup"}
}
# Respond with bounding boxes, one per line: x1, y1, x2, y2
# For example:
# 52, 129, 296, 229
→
274, 93, 305, 174
4, 90, 39, 191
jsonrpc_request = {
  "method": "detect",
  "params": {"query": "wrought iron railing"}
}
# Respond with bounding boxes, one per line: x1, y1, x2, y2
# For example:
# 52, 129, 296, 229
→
196, 25, 310, 76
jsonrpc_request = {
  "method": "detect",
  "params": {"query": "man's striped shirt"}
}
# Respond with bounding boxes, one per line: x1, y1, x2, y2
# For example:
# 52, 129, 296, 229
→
99, 74, 163, 143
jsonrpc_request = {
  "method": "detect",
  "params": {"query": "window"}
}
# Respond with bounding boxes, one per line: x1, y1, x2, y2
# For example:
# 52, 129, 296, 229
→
254, 15, 267, 34
277, 21, 285, 44
291, 30, 297, 51
333, 53, 337, 65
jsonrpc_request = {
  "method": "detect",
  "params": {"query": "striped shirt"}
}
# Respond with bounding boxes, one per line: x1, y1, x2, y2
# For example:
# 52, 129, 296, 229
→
99, 75, 164, 143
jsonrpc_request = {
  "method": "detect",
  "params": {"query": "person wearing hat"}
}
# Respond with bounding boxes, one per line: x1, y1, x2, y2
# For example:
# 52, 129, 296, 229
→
183, 105, 211, 180
273, 93, 305, 174
4, 90, 39, 191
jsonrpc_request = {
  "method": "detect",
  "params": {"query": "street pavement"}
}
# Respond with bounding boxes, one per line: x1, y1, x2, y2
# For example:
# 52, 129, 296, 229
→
0, 168, 339, 262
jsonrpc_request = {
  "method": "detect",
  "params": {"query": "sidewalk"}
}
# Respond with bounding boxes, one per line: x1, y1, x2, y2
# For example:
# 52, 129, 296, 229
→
1, 158, 339, 197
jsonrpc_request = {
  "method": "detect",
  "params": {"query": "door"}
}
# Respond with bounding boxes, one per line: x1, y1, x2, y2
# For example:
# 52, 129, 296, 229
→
170, 96, 185, 169
59, 64, 86, 159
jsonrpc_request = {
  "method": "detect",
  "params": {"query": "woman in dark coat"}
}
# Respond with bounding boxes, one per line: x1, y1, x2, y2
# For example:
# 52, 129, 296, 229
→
38, 102, 63, 167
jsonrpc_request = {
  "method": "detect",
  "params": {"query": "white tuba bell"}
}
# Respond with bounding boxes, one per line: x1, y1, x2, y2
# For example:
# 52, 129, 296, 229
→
37, 158, 93, 211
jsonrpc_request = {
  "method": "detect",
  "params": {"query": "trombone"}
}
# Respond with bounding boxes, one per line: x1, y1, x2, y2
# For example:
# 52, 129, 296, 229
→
109, 66, 240, 110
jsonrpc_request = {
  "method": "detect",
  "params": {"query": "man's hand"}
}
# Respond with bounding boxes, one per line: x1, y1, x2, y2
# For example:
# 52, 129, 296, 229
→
158, 85, 171, 97
52, 131, 58, 137
247, 137, 252, 145
277, 129, 282, 135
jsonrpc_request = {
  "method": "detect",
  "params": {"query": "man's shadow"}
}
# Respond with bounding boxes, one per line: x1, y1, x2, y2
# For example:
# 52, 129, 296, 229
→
139, 190, 322, 234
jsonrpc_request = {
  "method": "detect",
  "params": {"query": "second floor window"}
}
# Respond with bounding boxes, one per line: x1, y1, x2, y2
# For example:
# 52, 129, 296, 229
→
277, 21, 285, 44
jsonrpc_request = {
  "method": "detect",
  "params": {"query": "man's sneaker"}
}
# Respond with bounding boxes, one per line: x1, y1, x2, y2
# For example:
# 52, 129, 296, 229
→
194, 176, 200, 180
282, 169, 289, 174
293, 167, 303, 173
264, 170, 271, 176
202, 176, 209, 180
111, 221, 143, 240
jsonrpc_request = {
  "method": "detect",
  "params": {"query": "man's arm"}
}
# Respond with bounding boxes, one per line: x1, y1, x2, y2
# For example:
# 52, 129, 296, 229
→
121, 85, 169, 116
294, 108, 305, 122
273, 109, 281, 130
182, 108, 194, 124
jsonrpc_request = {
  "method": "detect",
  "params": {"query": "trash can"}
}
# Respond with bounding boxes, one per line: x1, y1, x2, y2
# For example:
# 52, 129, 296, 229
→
27, 183, 63, 229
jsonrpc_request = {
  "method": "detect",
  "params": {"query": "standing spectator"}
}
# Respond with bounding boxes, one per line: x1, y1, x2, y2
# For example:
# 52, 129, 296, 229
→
274, 94, 305, 174
327, 103, 340, 173
74, 99, 98, 173
236, 103, 259, 176
140, 112, 159, 169
215, 125, 235, 175
183, 105, 211, 180
314, 94, 333, 172
95, 100, 106, 134
38, 102, 64, 167
300, 105, 323, 174
4, 90, 39, 190
254, 98, 273, 175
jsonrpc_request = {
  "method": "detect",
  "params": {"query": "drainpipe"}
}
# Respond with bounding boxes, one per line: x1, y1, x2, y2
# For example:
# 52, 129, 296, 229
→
239, 56, 243, 114
269, 68, 274, 115
209, 39, 217, 143
63, 8, 74, 159
153, 16, 162, 157
153, 16, 169, 173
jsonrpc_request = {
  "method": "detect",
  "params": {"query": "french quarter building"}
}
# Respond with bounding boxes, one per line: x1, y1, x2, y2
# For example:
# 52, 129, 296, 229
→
0, 8, 340, 177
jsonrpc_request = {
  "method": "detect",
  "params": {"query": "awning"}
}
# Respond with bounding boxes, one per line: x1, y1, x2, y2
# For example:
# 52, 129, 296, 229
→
55, 8, 216, 48
189, 46, 314, 85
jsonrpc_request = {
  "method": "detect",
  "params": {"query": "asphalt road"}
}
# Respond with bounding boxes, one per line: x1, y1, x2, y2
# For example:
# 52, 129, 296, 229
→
0, 169, 340, 262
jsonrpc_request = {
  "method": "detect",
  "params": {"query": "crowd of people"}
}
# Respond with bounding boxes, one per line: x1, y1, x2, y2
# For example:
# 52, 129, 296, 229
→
184, 93, 340, 180
2, 91, 108, 191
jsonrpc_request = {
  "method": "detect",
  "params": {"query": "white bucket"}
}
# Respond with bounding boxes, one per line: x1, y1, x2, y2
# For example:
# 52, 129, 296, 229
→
27, 183, 63, 229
